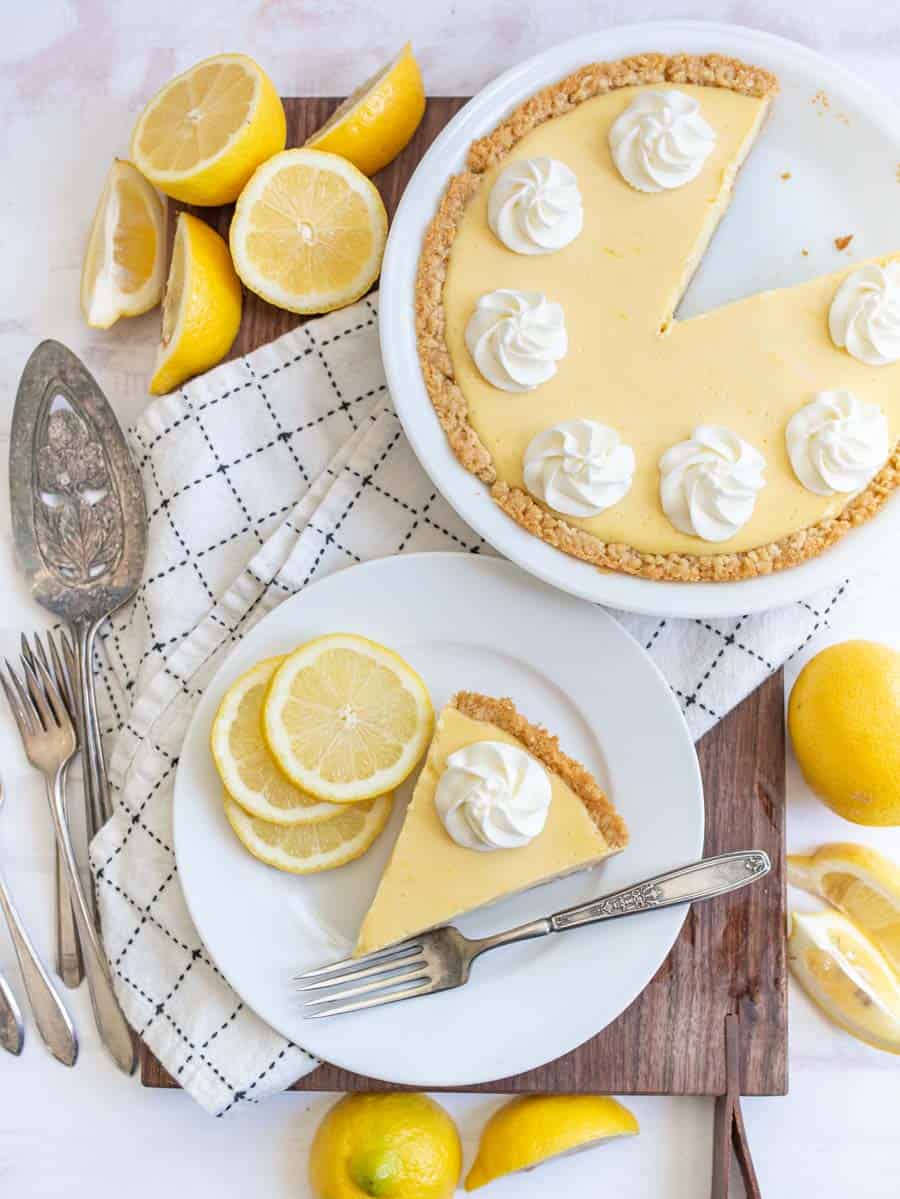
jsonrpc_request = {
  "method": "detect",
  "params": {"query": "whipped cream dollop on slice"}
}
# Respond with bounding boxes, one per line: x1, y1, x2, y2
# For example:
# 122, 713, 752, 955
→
434, 740, 551, 852
659, 426, 766, 542
465, 289, 567, 392
487, 157, 583, 255
609, 90, 716, 193
523, 419, 635, 517
786, 390, 889, 496
828, 262, 900, 365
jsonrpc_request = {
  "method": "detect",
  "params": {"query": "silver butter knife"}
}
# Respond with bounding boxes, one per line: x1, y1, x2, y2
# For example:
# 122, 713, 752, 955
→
0, 969, 24, 1055
10, 341, 147, 858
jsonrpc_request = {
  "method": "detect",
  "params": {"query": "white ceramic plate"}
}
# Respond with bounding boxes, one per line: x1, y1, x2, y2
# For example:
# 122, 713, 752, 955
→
380, 21, 900, 619
173, 554, 703, 1086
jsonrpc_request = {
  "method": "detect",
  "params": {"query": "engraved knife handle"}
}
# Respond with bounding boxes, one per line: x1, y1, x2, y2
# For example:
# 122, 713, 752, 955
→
550, 851, 771, 933
0, 968, 25, 1055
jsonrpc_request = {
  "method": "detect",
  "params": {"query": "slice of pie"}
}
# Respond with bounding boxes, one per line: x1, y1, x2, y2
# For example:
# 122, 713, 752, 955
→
417, 53, 900, 581
354, 691, 627, 956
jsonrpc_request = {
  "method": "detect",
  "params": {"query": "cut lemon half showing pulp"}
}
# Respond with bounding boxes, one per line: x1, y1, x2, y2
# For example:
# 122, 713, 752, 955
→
224, 792, 392, 874
150, 211, 243, 395
788, 909, 900, 1055
465, 1095, 638, 1192
211, 657, 341, 826
262, 633, 433, 803
229, 148, 388, 314
81, 159, 166, 329
788, 842, 900, 975
130, 53, 286, 205
305, 43, 425, 177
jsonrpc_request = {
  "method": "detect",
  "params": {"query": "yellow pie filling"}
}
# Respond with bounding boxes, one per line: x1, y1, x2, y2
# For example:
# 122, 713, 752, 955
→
441, 84, 900, 556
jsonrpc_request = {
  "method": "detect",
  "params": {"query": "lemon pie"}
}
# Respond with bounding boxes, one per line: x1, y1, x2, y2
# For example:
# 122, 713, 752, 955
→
416, 53, 900, 581
354, 691, 627, 956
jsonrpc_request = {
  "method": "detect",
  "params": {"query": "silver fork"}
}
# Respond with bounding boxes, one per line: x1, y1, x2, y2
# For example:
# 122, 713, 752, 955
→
0, 652, 136, 1073
20, 632, 84, 988
296, 850, 771, 1018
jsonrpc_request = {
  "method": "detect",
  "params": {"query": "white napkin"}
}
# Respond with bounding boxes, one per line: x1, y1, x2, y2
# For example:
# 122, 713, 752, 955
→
90, 293, 845, 1114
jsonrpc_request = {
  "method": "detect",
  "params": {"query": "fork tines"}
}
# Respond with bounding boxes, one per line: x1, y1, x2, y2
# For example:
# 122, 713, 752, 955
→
294, 940, 432, 1019
20, 630, 78, 722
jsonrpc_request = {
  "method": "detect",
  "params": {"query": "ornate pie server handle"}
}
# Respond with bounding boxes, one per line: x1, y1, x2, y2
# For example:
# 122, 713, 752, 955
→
550, 851, 771, 932
73, 617, 113, 843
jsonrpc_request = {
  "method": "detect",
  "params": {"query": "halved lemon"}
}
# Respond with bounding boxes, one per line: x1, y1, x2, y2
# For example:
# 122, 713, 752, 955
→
465, 1096, 638, 1192
80, 159, 166, 328
229, 148, 388, 314
149, 212, 243, 395
224, 792, 392, 874
211, 657, 342, 826
788, 909, 900, 1055
788, 842, 900, 975
130, 53, 286, 205
262, 633, 433, 803
305, 43, 425, 177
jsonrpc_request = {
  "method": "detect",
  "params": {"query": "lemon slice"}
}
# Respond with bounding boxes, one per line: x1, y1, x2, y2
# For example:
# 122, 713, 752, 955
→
262, 633, 433, 803
229, 148, 388, 315
788, 842, 900, 975
465, 1096, 639, 1192
211, 657, 342, 826
150, 212, 243, 395
788, 910, 900, 1055
305, 43, 425, 176
224, 792, 392, 874
80, 160, 166, 329
130, 53, 286, 205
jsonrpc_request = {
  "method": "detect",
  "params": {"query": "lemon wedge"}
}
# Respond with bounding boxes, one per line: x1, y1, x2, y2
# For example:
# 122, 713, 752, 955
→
211, 657, 342, 826
788, 909, 900, 1055
465, 1095, 639, 1192
224, 792, 391, 874
80, 160, 165, 329
305, 43, 425, 177
229, 148, 387, 314
131, 53, 286, 205
788, 842, 900, 975
262, 633, 433, 803
150, 212, 242, 395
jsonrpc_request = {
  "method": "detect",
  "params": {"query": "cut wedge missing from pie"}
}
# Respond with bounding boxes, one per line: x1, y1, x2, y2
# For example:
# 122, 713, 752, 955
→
354, 691, 627, 957
416, 53, 900, 582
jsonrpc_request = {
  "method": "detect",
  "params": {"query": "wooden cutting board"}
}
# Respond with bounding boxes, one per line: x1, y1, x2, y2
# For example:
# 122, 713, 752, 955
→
142, 97, 787, 1097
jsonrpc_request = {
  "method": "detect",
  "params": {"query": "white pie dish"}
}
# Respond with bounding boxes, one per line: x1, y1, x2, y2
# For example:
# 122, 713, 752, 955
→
379, 20, 900, 618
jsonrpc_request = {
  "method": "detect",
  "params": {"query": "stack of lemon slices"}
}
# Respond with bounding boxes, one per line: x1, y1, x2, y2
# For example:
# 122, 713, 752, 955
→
210, 634, 432, 873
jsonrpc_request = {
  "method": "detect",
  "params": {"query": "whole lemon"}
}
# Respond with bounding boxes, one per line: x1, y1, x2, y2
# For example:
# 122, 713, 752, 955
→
309, 1093, 461, 1199
788, 640, 900, 825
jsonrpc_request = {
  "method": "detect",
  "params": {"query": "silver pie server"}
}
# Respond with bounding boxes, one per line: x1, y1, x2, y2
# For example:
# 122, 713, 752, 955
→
10, 341, 147, 860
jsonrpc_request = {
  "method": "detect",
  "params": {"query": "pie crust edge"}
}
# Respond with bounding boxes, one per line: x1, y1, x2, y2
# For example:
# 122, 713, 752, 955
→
452, 689, 629, 850
414, 52, 900, 583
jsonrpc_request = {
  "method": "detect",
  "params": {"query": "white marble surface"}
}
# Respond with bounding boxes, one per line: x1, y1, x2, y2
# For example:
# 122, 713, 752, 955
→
2, 3, 900, 1196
